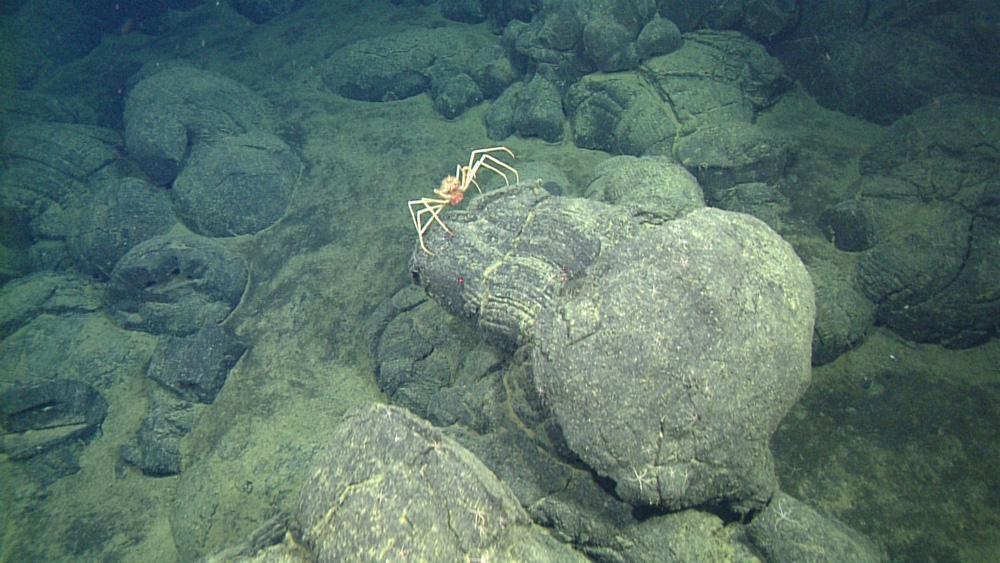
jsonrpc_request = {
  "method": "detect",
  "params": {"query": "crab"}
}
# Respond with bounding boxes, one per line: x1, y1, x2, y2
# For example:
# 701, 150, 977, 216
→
408, 147, 519, 256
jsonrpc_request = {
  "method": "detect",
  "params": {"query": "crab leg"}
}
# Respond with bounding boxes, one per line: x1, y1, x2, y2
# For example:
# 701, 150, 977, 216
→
410, 199, 451, 233
469, 155, 520, 187
417, 205, 450, 255
409, 199, 448, 233
419, 202, 452, 235
467, 147, 515, 168
466, 148, 517, 185
411, 147, 519, 256
409, 202, 447, 256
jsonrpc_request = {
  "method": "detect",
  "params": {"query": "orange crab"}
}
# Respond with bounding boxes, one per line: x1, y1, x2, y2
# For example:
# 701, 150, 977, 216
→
408, 147, 519, 256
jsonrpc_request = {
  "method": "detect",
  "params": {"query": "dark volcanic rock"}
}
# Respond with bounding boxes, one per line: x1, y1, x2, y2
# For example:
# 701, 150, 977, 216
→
565, 72, 678, 156
67, 176, 176, 277
0, 379, 107, 461
119, 388, 194, 477
747, 491, 888, 562
323, 26, 498, 120
532, 208, 814, 512
108, 234, 248, 336
805, 28, 971, 125
147, 323, 247, 404
295, 403, 584, 562
124, 64, 274, 185
410, 184, 639, 350
807, 258, 876, 366
0, 122, 123, 250
410, 184, 815, 515
486, 76, 566, 143
676, 122, 792, 197
365, 286, 502, 427
172, 132, 300, 237
583, 155, 704, 222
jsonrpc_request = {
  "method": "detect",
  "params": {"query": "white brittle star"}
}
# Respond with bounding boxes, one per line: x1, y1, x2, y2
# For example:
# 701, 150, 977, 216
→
630, 467, 655, 494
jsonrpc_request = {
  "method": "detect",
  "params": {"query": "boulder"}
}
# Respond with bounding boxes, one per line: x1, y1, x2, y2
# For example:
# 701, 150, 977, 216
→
504, 0, 662, 75
713, 181, 792, 232
635, 15, 683, 59
860, 96, 1000, 218
0, 273, 104, 340
746, 491, 887, 562
295, 403, 585, 562
172, 132, 300, 237
323, 26, 498, 119
0, 379, 107, 479
410, 185, 815, 514
66, 176, 176, 277
467, 43, 518, 99
835, 96, 1000, 347
563, 30, 788, 159
0, 379, 106, 442
119, 387, 193, 477
878, 218, 1000, 348
565, 72, 678, 156
365, 286, 502, 427
583, 155, 704, 221
0, 89, 97, 132
803, 28, 971, 125
410, 184, 639, 350
430, 73, 482, 120
675, 122, 792, 197
807, 258, 876, 366
486, 76, 565, 143
107, 234, 248, 336
146, 323, 247, 404
0, 122, 123, 245
642, 30, 789, 119
532, 208, 814, 512
124, 64, 274, 185
583, 14, 639, 72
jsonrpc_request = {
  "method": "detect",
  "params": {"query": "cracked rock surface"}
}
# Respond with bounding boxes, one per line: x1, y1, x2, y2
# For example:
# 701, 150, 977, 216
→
411, 185, 815, 514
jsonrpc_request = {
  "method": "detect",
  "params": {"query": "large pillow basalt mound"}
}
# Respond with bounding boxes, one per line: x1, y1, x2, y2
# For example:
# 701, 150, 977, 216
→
66, 177, 176, 277
532, 208, 815, 512
837, 96, 1000, 348
172, 132, 300, 237
0, 122, 123, 246
409, 184, 640, 350
124, 65, 299, 237
804, 28, 971, 125
295, 403, 584, 562
107, 234, 248, 336
124, 65, 274, 185
410, 186, 816, 513
322, 27, 495, 104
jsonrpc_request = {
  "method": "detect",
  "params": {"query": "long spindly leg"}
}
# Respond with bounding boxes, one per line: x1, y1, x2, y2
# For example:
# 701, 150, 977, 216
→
468, 153, 520, 188
416, 223, 435, 256
408, 199, 423, 231
463, 166, 482, 194
409, 199, 452, 255
468, 176, 483, 194
453, 166, 479, 196
467, 147, 515, 170
410, 198, 452, 234
466, 148, 515, 185
419, 202, 452, 236
416, 206, 444, 256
